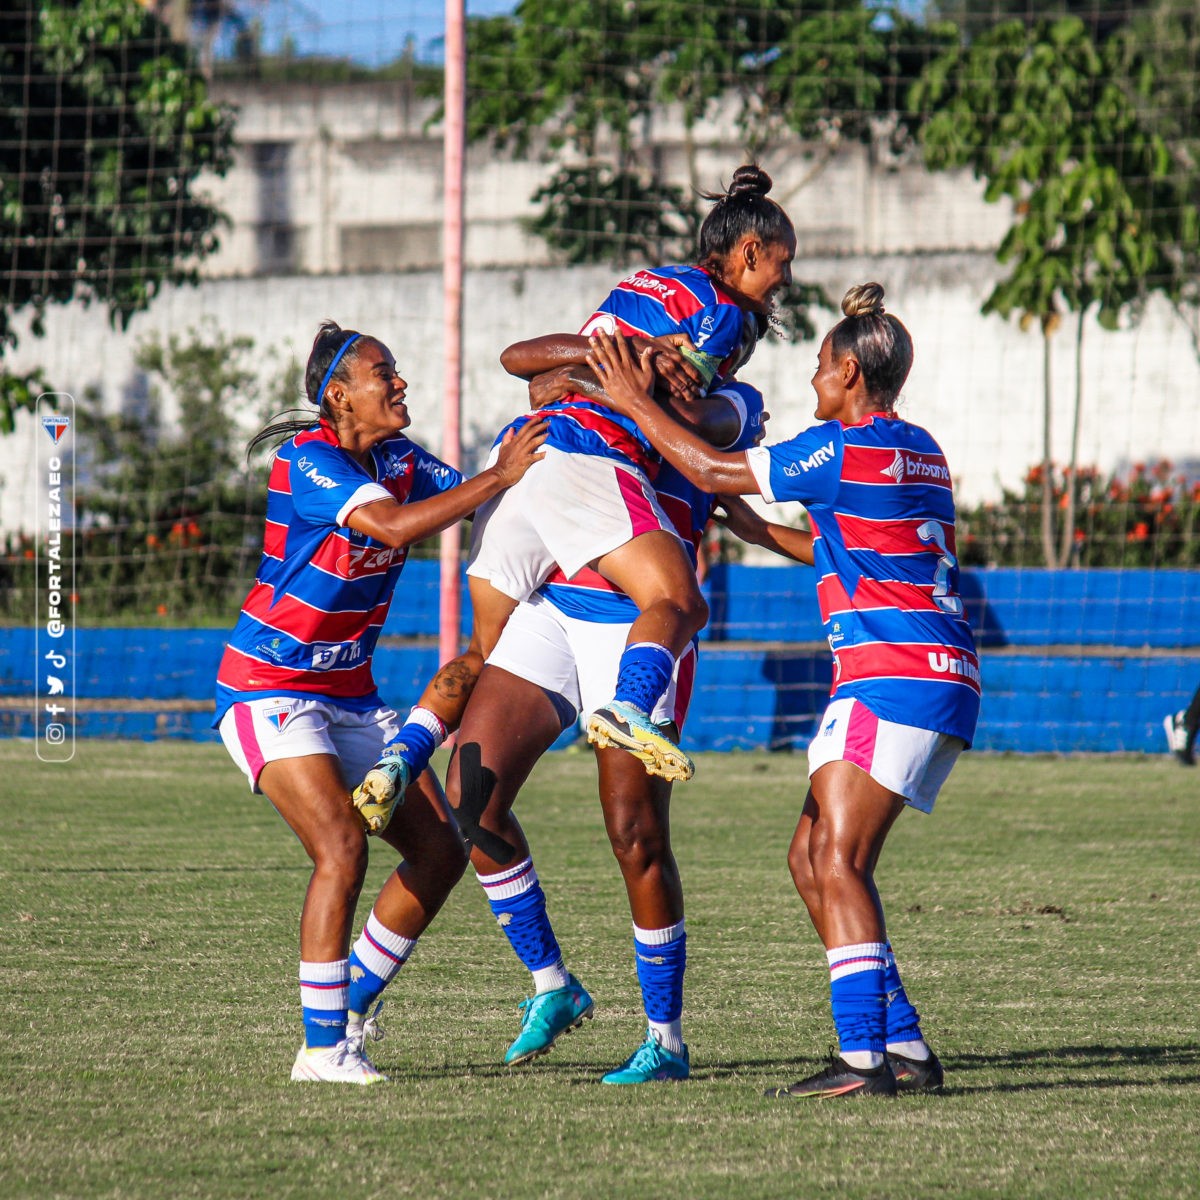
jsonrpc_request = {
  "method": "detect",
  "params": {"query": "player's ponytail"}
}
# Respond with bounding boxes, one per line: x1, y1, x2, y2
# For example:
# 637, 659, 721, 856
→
829, 283, 913, 408
696, 165, 794, 273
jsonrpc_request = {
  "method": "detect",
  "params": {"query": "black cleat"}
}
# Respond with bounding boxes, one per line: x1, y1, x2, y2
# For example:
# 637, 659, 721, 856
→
765, 1055, 897, 1099
888, 1049, 945, 1093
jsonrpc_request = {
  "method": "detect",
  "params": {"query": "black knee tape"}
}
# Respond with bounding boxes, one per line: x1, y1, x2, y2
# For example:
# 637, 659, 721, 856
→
453, 741, 518, 865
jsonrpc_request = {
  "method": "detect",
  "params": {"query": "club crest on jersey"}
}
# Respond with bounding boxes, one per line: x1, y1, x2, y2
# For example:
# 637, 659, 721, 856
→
263, 702, 293, 730
381, 449, 412, 479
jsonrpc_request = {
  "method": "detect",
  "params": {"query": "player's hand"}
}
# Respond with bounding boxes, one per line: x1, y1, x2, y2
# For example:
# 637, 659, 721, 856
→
713, 494, 767, 544
492, 414, 548, 485
528, 365, 575, 409
632, 334, 702, 405
584, 331, 655, 414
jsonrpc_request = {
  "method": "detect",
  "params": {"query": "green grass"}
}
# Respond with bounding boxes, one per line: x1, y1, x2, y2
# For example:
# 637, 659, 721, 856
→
1, 743, 1197, 1199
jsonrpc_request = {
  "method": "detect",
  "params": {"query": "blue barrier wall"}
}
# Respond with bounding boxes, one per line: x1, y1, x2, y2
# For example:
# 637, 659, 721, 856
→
1, 567, 1196, 752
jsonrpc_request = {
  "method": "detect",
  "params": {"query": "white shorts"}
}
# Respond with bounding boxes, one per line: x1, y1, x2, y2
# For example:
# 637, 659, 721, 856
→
486, 592, 696, 731
806, 696, 965, 814
218, 697, 401, 793
466, 444, 678, 600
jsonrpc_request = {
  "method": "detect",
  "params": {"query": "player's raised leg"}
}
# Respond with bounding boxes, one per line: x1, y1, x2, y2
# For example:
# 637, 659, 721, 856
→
587, 530, 708, 782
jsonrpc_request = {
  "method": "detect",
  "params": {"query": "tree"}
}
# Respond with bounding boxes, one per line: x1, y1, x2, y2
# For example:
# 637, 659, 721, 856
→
913, 15, 1199, 566
69, 324, 297, 622
0, 0, 235, 432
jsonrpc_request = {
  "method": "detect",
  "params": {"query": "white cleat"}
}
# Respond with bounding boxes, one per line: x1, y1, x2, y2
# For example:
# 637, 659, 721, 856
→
290, 1036, 387, 1085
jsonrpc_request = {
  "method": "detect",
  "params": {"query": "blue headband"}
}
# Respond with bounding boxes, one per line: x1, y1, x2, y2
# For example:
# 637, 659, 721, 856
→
315, 333, 361, 405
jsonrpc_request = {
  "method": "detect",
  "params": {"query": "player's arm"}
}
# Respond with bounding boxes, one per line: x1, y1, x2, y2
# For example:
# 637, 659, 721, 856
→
347, 417, 547, 549
506, 332, 703, 406
526, 358, 740, 449
584, 331, 760, 495
714, 495, 814, 566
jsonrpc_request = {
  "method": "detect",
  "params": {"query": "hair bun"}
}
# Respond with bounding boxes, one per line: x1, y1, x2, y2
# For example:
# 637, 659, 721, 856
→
842, 282, 886, 318
727, 164, 773, 201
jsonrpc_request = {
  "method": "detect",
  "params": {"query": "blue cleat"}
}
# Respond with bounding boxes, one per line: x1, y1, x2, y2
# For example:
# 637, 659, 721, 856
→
586, 701, 695, 782
351, 751, 411, 835
504, 975, 595, 1065
602, 1029, 690, 1084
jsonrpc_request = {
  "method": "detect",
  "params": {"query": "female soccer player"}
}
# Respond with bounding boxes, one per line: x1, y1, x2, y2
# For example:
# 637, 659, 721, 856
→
214, 321, 545, 1084
582, 284, 981, 1099
343, 374, 770, 1082
461, 165, 795, 784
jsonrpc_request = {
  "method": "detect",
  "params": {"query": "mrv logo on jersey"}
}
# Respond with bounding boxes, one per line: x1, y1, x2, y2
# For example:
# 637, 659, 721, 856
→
311, 640, 365, 670
783, 441, 835, 475
296, 457, 338, 489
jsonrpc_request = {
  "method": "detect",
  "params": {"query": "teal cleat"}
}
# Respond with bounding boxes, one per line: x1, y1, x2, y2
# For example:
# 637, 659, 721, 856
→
602, 1029, 690, 1084
504, 975, 594, 1065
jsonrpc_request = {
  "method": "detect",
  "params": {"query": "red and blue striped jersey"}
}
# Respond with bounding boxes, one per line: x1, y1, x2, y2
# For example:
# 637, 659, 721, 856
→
746, 414, 980, 744
539, 381, 766, 623
214, 420, 462, 722
536, 264, 755, 471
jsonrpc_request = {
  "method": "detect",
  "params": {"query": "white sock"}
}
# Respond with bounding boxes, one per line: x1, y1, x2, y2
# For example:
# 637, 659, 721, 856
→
887, 1038, 930, 1061
648, 1020, 684, 1056
532, 960, 569, 993
841, 1049, 885, 1070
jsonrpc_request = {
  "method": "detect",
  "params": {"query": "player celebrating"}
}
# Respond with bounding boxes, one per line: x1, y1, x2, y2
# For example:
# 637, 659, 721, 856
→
353, 165, 793, 819
582, 284, 981, 1099
214, 321, 545, 1084
461, 165, 795, 784
346, 374, 771, 1082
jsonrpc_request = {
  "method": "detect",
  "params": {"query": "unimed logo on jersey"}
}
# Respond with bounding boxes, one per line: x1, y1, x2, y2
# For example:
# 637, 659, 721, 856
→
783, 441, 835, 476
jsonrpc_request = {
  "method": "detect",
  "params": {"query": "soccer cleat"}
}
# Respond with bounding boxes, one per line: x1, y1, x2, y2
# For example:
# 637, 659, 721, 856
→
765, 1054, 897, 1099
290, 1037, 387, 1085
586, 701, 695, 783
1163, 713, 1195, 766
351, 751, 411, 834
504, 974, 595, 1066
888, 1048, 945, 1093
602, 1029, 690, 1084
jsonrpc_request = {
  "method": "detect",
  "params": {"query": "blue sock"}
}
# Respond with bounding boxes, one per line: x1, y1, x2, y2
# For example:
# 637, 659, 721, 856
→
613, 642, 674, 715
827, 942, 888, 1058
347, 909, 417, 1016
384, 707, 447, 779
634, 920, 686, 1055
883, 942, 924, 1046
299, 959, 348, 1049
477, 858, 565, 986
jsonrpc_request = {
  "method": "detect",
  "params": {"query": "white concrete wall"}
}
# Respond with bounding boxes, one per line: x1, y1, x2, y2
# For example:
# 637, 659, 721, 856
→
4, 253, 1199, 535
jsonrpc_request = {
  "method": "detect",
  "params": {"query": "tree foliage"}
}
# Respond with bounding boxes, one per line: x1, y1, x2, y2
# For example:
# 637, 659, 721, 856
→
912, 14, 1200, 565
462, 0, 947, 325
0, 0, 235, 432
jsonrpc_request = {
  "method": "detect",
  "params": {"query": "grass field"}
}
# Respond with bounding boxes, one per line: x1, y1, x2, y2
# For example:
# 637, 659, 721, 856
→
1, 741, 1197, 1199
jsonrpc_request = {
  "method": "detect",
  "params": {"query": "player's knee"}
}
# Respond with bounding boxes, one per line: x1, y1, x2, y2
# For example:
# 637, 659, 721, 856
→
680, 589, 709, 638
607, 818, 667, 878
313, 828, 369, 892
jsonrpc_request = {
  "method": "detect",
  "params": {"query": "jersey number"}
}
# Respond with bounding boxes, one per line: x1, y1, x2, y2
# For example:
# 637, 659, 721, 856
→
916, 521, 964, 617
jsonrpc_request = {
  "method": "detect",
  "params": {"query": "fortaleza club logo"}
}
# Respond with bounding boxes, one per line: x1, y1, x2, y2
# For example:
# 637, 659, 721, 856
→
263, 703, 293, 731
41, 414, 70, 444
